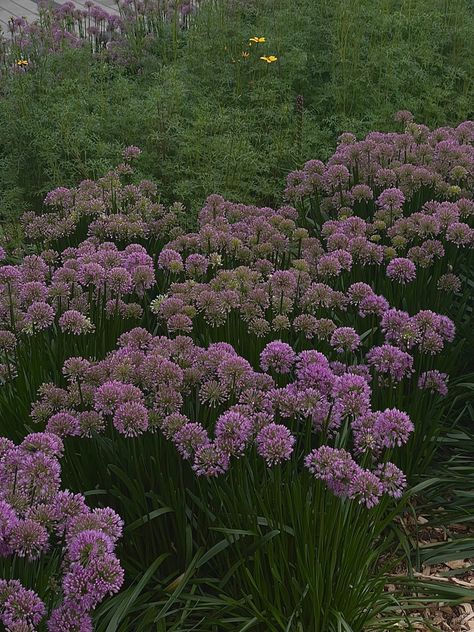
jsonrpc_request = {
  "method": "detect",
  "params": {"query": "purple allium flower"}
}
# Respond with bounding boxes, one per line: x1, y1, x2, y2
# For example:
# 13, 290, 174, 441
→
329, 327, 361, 354
173, 423, 209, 460
256, 423, 295, 466
305, 446, 358, 498
122, 145, 141, 161
332, 373, 371, 417
9, 519, 49, 560
376, 188, 405, 211
47, 603, 93, 632
215, 411, 253, 456
78, 411, 105, 437
437, 273, 461, 293
25, 301, 55, 331
62, 357, 91, 381
21, 433, 64, 458
386, 257, 416, 283
358, 294, 389, 318
418, 370, 449, 396
193, 443, 230, 477
67, 529, 113, 564
46, 412, 80, 437
366, 345, 414, 382
59, 310, 95, 335
260, 341, 296, 374
381, 309, 420, 349
159, 413, 189, 440
94, 381, 144, 415
2, 584, 46, 630
446, 222, 472, 246
0, 330, 16, 352
347, 282, 374, 304
158, 249, 184, 273
375, 462, 406, 498
52, 491, 88, 528
374, 408, 414, 448
185, 254, 209, 277
349, 469, 383, 508
113, 401, 148, 437
394, 110, 414, 124
107, 267, 133, 295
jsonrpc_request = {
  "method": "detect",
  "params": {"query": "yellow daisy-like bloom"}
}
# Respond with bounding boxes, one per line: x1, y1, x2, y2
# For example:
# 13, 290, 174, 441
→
241, 51, 250, 59
249, 36, 266, 44
16, 59, 28, 66
260, 55, 278, 63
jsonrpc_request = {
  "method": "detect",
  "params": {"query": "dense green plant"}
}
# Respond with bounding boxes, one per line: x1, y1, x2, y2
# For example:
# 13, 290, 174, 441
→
1, 0, 473, 229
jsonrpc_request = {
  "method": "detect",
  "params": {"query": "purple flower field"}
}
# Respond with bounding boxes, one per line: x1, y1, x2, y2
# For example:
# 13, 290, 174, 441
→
0, 2, 473, 630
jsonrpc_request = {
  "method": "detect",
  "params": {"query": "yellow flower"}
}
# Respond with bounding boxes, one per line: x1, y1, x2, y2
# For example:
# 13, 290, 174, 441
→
16, 59, 28, 66
241, 51, 250, 59
249, 36, 266, 44
260, 55, 278, 63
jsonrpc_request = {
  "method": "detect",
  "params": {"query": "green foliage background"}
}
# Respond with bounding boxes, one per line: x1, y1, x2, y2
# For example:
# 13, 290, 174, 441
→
1, 0, 473, 225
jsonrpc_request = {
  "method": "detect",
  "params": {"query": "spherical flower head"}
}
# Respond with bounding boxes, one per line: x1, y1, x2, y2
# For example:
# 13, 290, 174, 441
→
167, 313, 193, 334
9, 519, 49, 560
349, 468, 383, 508
374, 408, 414, 448
437, 273, 461, 294
260, 341, 296, 375
78, 411, 105, 437
375, 462, 406, 498
62, 562, 102, 611
418, 370, 449, 396
317, 254, 341, 279
329, 327, 360, 354
21, 432, 64, 458
2, 584, 45, 630
52, 491, 88, 530
215, 411, 252, 457
91, 507, 123, 543
358, 294, 389, 318
193, 443, 230, 477
46, 411, 80, 437
47, 603, 93, 632
0, 330, 16, 353
381, 309, 420, 350
366, 345, 414, 383
173, 422, 209, 460
332, 373, 371, 417
94, 380, 144, 415
446, 221, 472, 246
217, 356, 253, 391
59, 310, 95, 335
62, 357, 91, 381
67, 529, 114, 565
393, 110, 414, 124
256, 423, 295, 466
376, 187, 405, 211
107, 267, 132, 295
113, 401, 148, 437
158, 249, 184, 273
159, 413, 189, 440
351, 412, 380, 454
122, 145, 141, 161
26, 301, 55, 331
304, 446, 358, 498
386, 257, 416, 283
347, 282, 374, 304
185, 254, 209, 278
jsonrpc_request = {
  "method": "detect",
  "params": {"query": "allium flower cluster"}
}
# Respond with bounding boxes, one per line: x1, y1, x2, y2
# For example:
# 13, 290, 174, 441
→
0, 434, 124, 630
